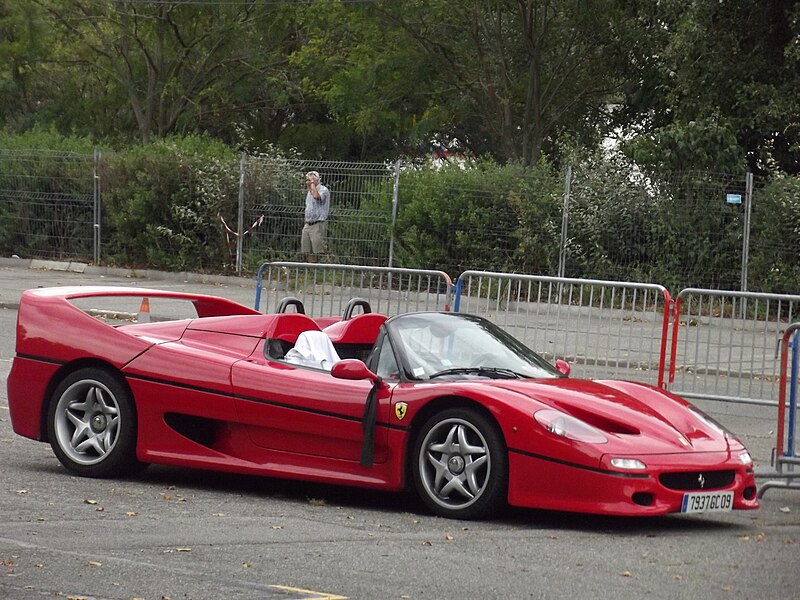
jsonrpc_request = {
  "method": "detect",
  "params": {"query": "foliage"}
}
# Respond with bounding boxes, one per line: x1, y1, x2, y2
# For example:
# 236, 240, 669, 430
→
394, 159, 563, 275
747, 176, 800, 294
100, 136, 240, 271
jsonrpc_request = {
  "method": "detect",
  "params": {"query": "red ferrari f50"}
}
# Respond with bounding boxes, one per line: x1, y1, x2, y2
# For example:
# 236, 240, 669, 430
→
8, 287, 759, 519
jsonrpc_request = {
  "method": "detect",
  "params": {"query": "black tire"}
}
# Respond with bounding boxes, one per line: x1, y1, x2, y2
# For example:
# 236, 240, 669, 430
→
46, 367, 143, 478
411, 407, 508, 519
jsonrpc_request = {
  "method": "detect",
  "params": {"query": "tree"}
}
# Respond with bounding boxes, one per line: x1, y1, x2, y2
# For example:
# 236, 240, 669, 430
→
295, 0, 645, 164
27, 0, 301, 144
621, 0, 800, 176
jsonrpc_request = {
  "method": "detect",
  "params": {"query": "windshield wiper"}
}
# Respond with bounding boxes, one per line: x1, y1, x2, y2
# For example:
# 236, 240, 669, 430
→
428, 367, 523, 380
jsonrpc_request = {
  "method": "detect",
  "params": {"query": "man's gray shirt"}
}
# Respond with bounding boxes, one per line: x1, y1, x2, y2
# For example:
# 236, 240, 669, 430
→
304, 184, 330, 223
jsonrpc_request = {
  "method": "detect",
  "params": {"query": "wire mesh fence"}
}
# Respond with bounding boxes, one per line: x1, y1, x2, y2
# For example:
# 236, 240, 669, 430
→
0, 150, 95, 260
0, 148, 796, 297
240, 157, 394, 271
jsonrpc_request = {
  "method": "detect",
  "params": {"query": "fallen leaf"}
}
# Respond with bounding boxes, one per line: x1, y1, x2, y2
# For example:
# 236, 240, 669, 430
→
16, 489, 28, 495
619, 571, 633, 577
445, 534, 454, 541
271, 525, 283, 530
422, 540, 432, 546
673, 575, 683, 581
87, 561, 102, 567
212, 513, 225, 517
242, 562, 253, 568
779, 507, 791, 513
176, 547, 191, 552
125, 512, 137, 517
722, 585, 734, 592
162, 495, 171, 501
95, 507, 104, 512
84, 499, 97, 505
755, 533, 766, 542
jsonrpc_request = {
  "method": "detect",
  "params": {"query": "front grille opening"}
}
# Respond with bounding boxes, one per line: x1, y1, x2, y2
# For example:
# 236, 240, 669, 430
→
743, 486, 757, 500
659, 470, 735, 491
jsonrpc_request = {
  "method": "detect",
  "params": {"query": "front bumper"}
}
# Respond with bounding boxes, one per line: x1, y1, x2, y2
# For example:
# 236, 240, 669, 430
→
507, 449, 759, 516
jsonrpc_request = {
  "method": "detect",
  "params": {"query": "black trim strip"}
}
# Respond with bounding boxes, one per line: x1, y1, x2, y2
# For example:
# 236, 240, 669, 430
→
124, 372, 402, 431
16, 353, 65, 366
509, 447, 651, 479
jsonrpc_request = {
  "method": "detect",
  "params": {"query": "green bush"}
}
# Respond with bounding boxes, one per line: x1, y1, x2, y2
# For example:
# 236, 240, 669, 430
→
100, 137, 239, 271
394, 159, 563, 276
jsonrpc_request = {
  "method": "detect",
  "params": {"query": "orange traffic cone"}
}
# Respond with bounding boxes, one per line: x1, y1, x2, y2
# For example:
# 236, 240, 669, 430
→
138, 297, 151, 323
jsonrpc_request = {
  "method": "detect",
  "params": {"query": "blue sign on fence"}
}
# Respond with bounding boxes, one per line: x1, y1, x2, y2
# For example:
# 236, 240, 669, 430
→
726, 193, 742, 204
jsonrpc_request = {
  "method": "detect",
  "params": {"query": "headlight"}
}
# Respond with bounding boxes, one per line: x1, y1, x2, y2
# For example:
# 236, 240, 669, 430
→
610, 457, 647, 470
534, 409, 607, 444
739, 452, 753, 466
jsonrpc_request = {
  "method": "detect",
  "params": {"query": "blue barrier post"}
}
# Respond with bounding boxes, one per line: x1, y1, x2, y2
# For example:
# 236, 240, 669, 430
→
787, 331, 798, 457
254, 262, 269, 311
452, 278, 463, 313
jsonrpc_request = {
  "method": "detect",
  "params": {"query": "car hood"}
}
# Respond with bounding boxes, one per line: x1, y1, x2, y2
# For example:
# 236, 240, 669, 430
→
486, 378, 737, 453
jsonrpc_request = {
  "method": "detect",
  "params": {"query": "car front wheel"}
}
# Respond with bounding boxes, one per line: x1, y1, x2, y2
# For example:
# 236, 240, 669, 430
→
412, 407, 507, 519
47, 367, 143, 478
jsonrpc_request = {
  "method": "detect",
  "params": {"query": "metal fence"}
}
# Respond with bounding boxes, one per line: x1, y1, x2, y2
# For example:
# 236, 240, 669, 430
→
0, 149, 797, 296
453, 271, 671, 387
668, 289, 800, 405
0, 149, 97, 261
239, 157, 395, 271
758, 322, 800, 496
254, 262, 452, 318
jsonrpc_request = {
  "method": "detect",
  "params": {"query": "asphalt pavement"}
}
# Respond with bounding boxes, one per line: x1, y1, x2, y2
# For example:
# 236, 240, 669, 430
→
0, 257, 798, 600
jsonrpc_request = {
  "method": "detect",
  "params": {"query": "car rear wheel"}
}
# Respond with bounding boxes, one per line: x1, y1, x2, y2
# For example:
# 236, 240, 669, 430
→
47, 367, 143, 478
412, 407, 507, 519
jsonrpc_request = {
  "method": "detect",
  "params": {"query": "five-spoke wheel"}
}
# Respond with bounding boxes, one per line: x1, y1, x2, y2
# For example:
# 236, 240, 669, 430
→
412, 408, 507, 519
47, 368, 142, 477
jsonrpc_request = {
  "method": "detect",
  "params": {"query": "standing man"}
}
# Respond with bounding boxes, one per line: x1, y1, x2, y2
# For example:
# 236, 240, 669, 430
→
301, 170, 330, 263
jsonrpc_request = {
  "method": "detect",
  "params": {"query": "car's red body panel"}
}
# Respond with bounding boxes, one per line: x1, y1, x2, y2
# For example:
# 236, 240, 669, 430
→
7, 287, 759, 516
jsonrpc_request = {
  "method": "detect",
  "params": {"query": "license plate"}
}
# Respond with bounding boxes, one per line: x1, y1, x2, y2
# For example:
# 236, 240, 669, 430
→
681, 490, 734, 513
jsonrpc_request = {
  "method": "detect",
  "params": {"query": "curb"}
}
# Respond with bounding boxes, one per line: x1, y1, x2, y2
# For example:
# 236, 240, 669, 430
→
0, 257, 257, 288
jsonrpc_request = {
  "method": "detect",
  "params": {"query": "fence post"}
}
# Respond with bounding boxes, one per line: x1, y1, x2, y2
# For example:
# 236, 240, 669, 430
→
741, 171, 753, 293
93, 149, 101, 265
558, 165, 572, 279
388, 158, 401, 268
236, 153, 246, 276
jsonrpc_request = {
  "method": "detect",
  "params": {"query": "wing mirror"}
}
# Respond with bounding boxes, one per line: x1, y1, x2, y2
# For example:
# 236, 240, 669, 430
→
331, 359, 383, 385
555, 359, 571, 377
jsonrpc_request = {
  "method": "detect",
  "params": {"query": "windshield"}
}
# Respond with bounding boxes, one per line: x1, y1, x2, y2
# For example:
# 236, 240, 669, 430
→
385, 312, 562, 381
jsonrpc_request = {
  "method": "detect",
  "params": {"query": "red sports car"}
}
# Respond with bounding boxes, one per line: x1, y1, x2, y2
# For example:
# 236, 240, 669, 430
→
7, 287, 759, 519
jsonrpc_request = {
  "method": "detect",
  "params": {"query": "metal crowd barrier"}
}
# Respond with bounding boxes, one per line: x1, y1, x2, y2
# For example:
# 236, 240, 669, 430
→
668, 289, 800, 405
254, 262, 453, 318
758, 322, 800, 497
453, 271, 672, 387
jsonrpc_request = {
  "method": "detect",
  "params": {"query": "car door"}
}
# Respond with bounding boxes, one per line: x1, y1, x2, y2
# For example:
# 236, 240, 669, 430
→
231, 343, 392, 464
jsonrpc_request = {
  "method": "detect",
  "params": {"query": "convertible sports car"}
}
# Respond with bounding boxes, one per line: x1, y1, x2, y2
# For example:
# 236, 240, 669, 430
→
8, 287, 759, 519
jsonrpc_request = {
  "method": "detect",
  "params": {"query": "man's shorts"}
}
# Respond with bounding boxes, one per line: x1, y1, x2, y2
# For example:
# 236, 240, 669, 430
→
301, 221, 329, 254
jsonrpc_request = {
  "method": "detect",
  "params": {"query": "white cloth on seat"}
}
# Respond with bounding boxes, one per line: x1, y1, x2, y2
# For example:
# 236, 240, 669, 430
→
284, 330, 341, 371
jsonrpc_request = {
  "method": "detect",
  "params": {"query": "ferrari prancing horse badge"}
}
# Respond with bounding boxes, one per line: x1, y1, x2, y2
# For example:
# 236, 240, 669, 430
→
395, 402, 408, 421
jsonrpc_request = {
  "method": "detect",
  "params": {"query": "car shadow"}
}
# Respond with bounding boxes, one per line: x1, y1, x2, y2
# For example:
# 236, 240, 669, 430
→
24, 461, 756, 533
135, 465, 752, 532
